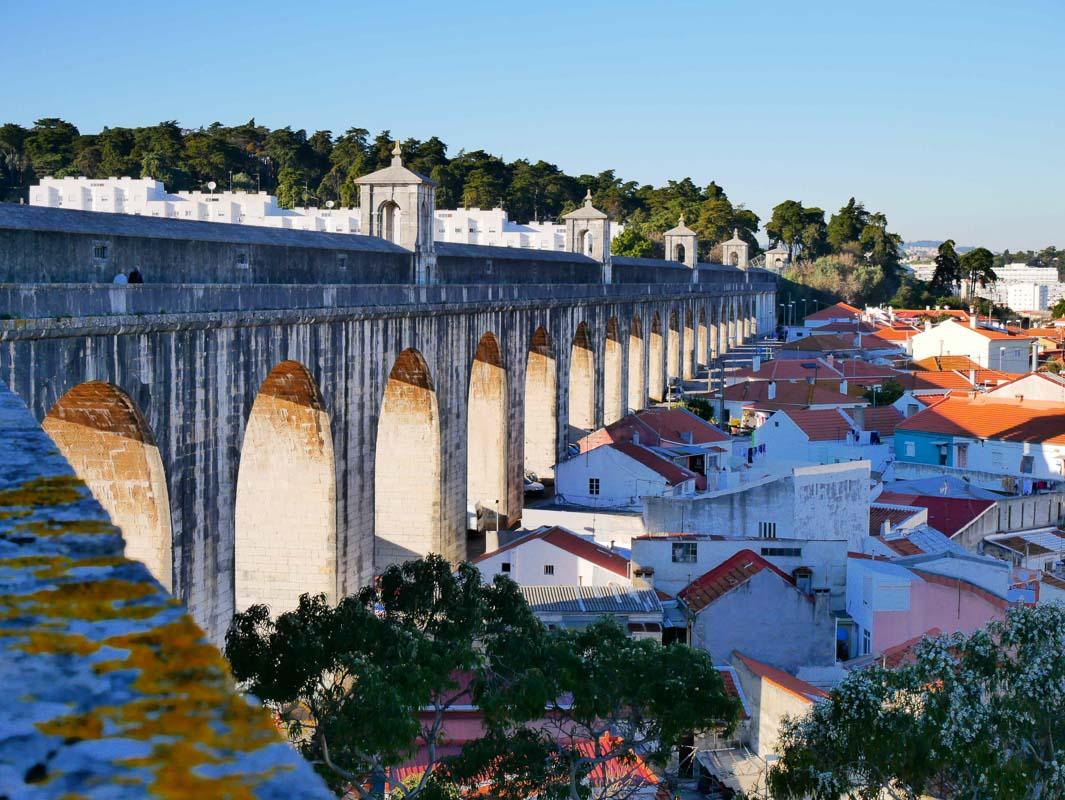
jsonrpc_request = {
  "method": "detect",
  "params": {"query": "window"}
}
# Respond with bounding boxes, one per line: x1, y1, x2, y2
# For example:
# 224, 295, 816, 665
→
760, 547, 801, 557
588, 478, 600, 496
91, 240, 110, 264
501, 563, 510, 573
337, 254, 348, 271
672, 542, 697, 563
1021, 455, 1034, 474
758, 521, 777, 539
905, 441, 916, 458
235, 250, 249, 269
862, 628, 871, 655
543, 565, 554, 576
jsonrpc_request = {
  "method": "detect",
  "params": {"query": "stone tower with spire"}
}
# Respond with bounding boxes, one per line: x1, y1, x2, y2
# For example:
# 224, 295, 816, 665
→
721, 228, 749, 270
562, 189, 612, 282
355, 141, 437, 284
664, 215, 698, 268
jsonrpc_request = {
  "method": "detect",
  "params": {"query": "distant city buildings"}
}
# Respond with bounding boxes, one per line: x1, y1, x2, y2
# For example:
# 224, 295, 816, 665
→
28, 175, 624, 251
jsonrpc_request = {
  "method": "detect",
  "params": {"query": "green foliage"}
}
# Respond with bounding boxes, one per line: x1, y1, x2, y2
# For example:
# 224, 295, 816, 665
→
930, 239, 962, 296
684, 396, 715, 422
769, 604, 1065, 800
610, 225, 654, 258
226, 558, 736, 800
783, 254, 885, 305
826, 197, 869, 253
863, 379, 904, 406
960, 246, 997, 300
1051, 298, 1065, 319
767, 200, 827, 261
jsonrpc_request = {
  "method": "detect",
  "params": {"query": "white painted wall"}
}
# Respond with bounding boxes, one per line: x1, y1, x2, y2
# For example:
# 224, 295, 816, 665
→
554, 445, 695, 509
475, 536, 630, 587
519, 507, 646, 549
911, 320, 1033, 373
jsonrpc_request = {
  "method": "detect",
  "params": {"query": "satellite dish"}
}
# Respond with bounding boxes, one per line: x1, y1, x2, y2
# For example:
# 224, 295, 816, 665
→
326, 200, 335, 209
207, 181, 217, 192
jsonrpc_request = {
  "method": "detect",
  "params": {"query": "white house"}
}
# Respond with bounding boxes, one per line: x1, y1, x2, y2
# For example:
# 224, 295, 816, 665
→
754, 407, 901, 471
911, 317, 1035, 374
985, 371, 1065, 403
473, 525, 631, 587
631, 533, 849, 610
554, 442, 701, 509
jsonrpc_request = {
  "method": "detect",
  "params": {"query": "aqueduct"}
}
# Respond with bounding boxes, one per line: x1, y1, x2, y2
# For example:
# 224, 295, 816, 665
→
0, 156, 776, 641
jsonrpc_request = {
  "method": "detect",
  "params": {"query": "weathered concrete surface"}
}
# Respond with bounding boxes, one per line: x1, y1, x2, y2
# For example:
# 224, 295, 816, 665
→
0, 378, 332, 798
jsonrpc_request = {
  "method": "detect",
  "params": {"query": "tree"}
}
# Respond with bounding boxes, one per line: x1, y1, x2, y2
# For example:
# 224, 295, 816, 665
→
225, 557, 543, 797
826, 198, 870, 252
769, 604, 1065, 800
930, 239, 962, 296
23, 117, 79, 176
610, 226, 654, 258
449, 618, 739, 800
1050, 298, 1065, 319
960, 247, 997, 301
864, 379, 904, 406
767, 201, 826, 260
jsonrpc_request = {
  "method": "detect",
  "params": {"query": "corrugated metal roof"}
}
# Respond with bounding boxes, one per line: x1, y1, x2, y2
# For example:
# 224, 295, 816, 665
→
519, 585, 663, 614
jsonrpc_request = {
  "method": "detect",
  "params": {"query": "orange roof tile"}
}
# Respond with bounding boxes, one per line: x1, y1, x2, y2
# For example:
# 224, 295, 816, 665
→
844, 406, 904, 436
715, 380, 860, 410
732, 651, 829, 702
781, 333, 859, 352
611, 442, 699, 487
895, 371, 975, 391
679, 550, 797, 613
780, 409, 855, 441
473, 526, 629, 577
913, 355, 983, 372
804, 302, 861, 322
896, 395, 1065, 445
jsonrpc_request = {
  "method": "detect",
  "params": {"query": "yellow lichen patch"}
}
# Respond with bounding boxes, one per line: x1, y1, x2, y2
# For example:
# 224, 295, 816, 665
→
0, 578, 162, 622
7, 629, 101, 657
0, 475, 84, 509
8, 518, 117, 538
0, 508, 31, 520
38, 617, 285, 799
38, 712, 104, 741
0, 555, 127, 581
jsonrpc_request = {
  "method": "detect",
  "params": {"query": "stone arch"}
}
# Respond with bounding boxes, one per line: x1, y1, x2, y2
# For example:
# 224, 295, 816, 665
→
43, 382, 173, 591
697, 308, 708, 369
683, 310, 695, 380
234, 360, 336, 614
568, 321, 596, 439
604, 317, 624, 425
378, 199, 401, 244
667, 311, 680, 380
649, 313, 664, 402
628, 316, 645, 412
674, 243, 686, 264
578, 229, 595, 257
375, 348, 441, 567
524, 326, 557, 480
730, 251, 740, 266
467, 332, 509, 529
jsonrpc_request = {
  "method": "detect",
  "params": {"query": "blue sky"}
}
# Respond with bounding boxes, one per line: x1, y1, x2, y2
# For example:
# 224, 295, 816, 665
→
3, 0, 1062, 250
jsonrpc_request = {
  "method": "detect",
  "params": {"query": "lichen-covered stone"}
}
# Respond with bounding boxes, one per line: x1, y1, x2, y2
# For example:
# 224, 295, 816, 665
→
0, 381, 332, 798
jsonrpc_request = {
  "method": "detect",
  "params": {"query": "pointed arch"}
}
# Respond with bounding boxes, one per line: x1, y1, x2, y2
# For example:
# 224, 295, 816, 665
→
234, 360, 336, 613
44, 382, 173, 591
524, 326, 557, 480
667, 311, 680, 380
627, 316, 645, 413
683, 309, 695, 380
649, 313, 664, 402
467, 332, 509, 529
604, 318, 624, 425
375, 349, 441, 567
568, 322, 596, 439
697, 308, 708, 369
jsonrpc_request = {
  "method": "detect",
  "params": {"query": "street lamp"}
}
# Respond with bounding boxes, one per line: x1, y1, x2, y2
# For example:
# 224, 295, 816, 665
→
788, 302, 795, 327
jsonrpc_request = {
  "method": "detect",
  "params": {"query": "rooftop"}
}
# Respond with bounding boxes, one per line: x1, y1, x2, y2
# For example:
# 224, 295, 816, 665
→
781, 333, 860, 353
519, 585, 662, 615
804, 301, 861, 322
876, 490, 995, 536
714, 379, 862, 410
732, 651, 829, 702
473, 525, 630, 577
678, 549, 797, 614
895, 394, 1065, 445
610, 441, 700, 486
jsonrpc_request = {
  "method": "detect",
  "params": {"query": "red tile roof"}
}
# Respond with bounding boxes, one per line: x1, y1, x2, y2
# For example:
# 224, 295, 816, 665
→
473, 526, 629, 577
678, 550, 797, 613
780, 408, 855, 441
804, 302, 861, 322
579, 408, 727, 453
729, 358, 838, 382
913, 355, 984, 371
833, 359, 900, 380
894, 371, 975, 391
716, 668, 750, 719
714, 380, 860, 410
895, 395, 1065, 445
816, 320, 879, 334
951, 319, 1032, 340
781, 333, 859, 352
876, 491, 995, 536
610, 442, 701, 488
893, 309, 970, 321
874, 628, 943, 669
870, 325, 918, 342
732, 651, 829, 702
869, 503, 923, 536
844, 406, 904, 436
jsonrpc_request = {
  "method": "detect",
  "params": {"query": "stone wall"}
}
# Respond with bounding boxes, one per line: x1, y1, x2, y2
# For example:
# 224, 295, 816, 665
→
0, 378, 331, 797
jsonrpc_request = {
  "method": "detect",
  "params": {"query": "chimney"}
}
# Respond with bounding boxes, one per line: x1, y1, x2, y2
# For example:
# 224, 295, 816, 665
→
826, 354, 835, 366
924, 320, 932, 332
925, 305, 931, 311
970, 308, 977, 329
767, 380, 777, 400
880, 518, 891, 536
752, 354, 761, 372
632, 430, 640, 445
1032, 341, 1039, 373
840, 379, 849, 395
969, 369, 976, 386
852, 405, 865, 429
